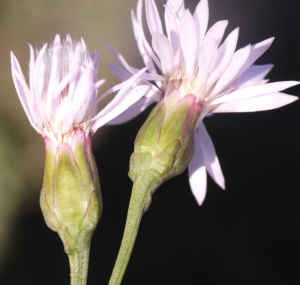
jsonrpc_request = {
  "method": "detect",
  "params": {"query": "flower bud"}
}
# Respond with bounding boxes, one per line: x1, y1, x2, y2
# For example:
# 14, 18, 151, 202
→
129, 87, 203, 190
40, 127, 101, 256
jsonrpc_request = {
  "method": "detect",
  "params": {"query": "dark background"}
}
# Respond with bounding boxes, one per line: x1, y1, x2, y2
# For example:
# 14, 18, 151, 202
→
0, 0, 300, 284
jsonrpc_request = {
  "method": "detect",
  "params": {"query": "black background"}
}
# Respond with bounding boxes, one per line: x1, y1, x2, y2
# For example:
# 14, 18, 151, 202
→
1, 0, 300, 284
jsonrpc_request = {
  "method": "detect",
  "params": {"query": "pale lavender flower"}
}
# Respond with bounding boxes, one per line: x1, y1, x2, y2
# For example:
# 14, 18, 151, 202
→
108, 0, 299, 205
11, 34, 146, 146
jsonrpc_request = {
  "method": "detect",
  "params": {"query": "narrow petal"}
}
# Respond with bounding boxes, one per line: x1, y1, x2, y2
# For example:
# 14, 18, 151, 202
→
164, 5, 180, 52
188, 135, 207, 205
237, 37, 274, 77
203, 20, 228, 47
107, 95, 156, 125
211, 44, 251, 97
92, 68, 147, 130
213, 92, 298, 112
145, 0, 163, 36
193, 0, 209, 49
166, 0, 184, 20
235, 64, 274, 90
212, 81, 300, 104
197, 39, 218, 93
72, 62, 96, 124
131, 9, 159, 73
179, 9, 197, 77
197, 123, 225, 189
108, 63, 132, 81
206, 28, 239, 91
152, 32, 174, 76
93, 84, 151, 131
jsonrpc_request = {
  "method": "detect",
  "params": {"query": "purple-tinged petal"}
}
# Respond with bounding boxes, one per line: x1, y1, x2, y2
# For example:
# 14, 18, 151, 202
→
206, 28, 239, 91
237, 37, 274, 77
108, 95, 156, 125
145, 0, 164, 36
213, 92, 298, 112
188, 133, 207, 205
203, 20, 228, 47
197, 123, 225, 189
211, 44, 251, 97
164, 5, 179, 52
212, 81, 300, 104
152, 32, 174, 76
179, 9, 197, 77
193, 0, 209, 49
235, 64, 273, 90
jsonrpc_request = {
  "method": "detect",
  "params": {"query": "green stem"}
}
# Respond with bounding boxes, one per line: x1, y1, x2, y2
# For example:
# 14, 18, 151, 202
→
68, 239, 91, 285
108, 176, 156, 285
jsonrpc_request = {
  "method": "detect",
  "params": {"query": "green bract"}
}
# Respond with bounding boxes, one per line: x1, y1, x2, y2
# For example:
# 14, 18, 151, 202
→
129, 87, 203, 193
40, 127, 101, 285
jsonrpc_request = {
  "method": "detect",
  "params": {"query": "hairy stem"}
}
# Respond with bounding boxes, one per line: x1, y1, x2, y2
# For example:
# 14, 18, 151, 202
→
109, 176, 156, 285
68, 239, 91, 285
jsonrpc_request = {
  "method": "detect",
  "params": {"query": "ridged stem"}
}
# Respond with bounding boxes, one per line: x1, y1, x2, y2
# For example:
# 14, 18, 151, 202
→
68, 239, 91, 285
108, 175, 156, 285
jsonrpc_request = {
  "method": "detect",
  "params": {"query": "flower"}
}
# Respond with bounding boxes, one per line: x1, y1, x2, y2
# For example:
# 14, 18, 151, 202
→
108, 0, 299, 205
10, 34, 147, 283
11, 34, 146, 145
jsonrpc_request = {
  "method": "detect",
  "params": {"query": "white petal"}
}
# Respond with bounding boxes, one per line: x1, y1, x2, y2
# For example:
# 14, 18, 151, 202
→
92, 68, 147, 130
203, 20, 228, 46
213, 92, 298, 112
109, 63, 132, 81
237, 37, 274, 77
193, 0, 209, 49
197, 123, 225, 189
145, 0, 163, 36
108, 94, 156, 125
206, 28, 239, 91
131, 10, 159, 73
46, 41, 60, 120
235, 64, 273, 90
72, 62, 96, 125
93, 85, 150, 131
179, 9, 197, 77
197, 39, 218, 93
166, 0, 184, 19
152, 32, 174, 76
211, 44, 251, 97
188, 135, 207, 205
164, 5, 179, 52
212, 81, 300, 104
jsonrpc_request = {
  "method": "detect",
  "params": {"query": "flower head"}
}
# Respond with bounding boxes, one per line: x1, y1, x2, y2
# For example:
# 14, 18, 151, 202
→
109, 0, 299, 205
11, 34, 147, 282
11, 34, 146, 145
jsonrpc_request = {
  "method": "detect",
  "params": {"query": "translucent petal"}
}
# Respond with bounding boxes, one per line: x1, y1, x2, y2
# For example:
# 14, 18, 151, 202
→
152, 32, 174, 76
213, 92, 298, 112
206, 28, 239, 91
72, 62, 96, 124
237, 37, 274, 78
179, 9, 197, 77
235, 64, 273, 90
145, 0, 163, 36
131, 10, 159, 73
197, 123, 225, 189
164, 5, 180, 52
212, 81, 299, 104
92, 69, 147, 130
108, 94, 156, 125
211, 44, 251, 97
188, 134, 207, 205
193, 0, 209, 48
197, 39, 218, 93
203, 20, 228, 46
